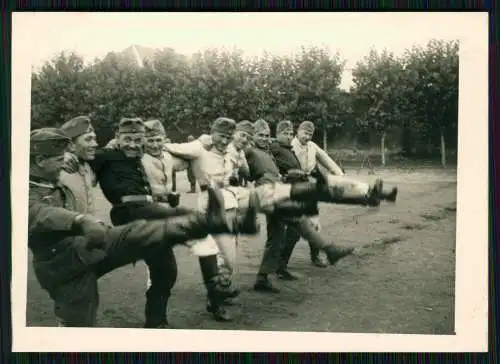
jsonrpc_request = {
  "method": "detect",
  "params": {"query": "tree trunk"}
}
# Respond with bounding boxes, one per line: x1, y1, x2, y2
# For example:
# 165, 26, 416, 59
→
440, 131, 446, 168
323, 128, 328, 150
381, 132, 386, 166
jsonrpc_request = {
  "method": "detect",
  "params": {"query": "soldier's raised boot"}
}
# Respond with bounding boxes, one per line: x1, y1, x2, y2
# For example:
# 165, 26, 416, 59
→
289, 179, 384, 207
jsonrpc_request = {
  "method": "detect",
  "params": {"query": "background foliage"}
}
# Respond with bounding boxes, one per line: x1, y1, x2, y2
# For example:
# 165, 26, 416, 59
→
31, 40, 459, 165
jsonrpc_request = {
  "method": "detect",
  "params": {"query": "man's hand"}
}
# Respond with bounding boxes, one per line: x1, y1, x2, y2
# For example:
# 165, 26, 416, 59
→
63, 152, 80, 174
73, 215, 109, 249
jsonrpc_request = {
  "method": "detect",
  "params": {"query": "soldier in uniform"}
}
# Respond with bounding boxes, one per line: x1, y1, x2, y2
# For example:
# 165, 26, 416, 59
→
63, 117, 259, 325
28, 127, 236, 328
59, 116, 99, 214
291, 120, 399, 203
245, 118, 388, 292
140, 119, 245, 321
269, 120, 328, 270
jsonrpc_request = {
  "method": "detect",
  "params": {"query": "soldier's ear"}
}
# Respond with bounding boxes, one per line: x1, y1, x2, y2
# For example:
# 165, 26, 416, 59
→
33, 155, 46, 167
67, 141, 76, 153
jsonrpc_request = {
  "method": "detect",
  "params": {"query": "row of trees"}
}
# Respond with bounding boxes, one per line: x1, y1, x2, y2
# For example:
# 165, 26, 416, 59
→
31, 40, 458, 166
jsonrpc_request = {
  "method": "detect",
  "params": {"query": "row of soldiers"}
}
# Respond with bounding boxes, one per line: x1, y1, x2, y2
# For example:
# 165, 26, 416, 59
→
28, 115, 398, 328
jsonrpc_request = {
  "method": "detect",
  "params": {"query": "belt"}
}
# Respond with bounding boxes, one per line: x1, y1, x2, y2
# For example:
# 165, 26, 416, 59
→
200, 185, 209, 192
121, 195, 154, 203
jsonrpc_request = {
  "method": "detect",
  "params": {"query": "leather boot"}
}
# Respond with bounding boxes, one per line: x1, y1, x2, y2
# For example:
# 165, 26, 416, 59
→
310, 246, 328, 268
382, 186, 398, 203
323, 245, 355, 266
205, 277, 233, 322
234, 190, 260, 235
144, 289, 169, 329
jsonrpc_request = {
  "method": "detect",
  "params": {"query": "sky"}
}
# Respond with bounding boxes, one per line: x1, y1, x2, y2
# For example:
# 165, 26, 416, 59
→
16, 12, 476, 90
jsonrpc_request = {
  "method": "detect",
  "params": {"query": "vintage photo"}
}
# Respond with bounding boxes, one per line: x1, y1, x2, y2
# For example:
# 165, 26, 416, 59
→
11, 12, 488, 352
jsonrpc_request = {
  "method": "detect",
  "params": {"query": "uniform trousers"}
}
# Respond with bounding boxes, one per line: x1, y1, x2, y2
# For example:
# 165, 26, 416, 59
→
32, 216, 211, 327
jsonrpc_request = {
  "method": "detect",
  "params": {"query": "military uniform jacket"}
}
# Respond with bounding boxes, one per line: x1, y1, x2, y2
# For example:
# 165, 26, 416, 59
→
28, 177, 106, 290
244, 146, 282, 186
269, 140, 302, 176
89, 150, 154, 205
141, 152, 188, 196
59, 161, 97, 214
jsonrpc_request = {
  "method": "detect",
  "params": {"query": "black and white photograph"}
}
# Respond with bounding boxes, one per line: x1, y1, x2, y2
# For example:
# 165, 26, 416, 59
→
11, 12, 488, 352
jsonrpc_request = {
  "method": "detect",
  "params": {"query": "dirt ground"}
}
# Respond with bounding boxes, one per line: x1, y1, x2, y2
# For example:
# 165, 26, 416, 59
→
26, 167, 457, 334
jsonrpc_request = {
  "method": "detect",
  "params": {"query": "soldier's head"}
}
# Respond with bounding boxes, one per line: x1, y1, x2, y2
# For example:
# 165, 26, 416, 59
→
233, 120, 254, 151
144, 119, 166, 157
297, 121, 315, 145
115, 117, 145, 158
210, 117, 236, 153
187, 135, 195, 142
61, 116, 98, 161
253, 118, 271, 149
30, 128, 71, 183
276, 120, 294, 146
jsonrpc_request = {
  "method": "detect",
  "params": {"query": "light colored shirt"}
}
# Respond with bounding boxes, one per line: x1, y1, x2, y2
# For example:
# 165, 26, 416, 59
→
59, 162, 97, 214
291, 137, 344, 176
142, 151, 189, 195
163, 136, 242, 187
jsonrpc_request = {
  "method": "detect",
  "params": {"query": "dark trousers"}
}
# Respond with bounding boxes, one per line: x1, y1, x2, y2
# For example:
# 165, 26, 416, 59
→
257, 213, 287, 275
110, 202, 193, 327
187, 166, 196, 192
279, 217, 327, 270
33, 215, 210, 327
172, 171, 177, 192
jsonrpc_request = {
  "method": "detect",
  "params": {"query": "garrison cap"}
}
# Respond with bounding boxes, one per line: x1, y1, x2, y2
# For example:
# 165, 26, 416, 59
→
144, 119, 166, 137
211, 117, 236, 135
276, 120, 293, 135
117, 117, 145, 134
60, 115, 94, 139
235, 120, 254, 135
253, 118, 270, 134
298, 120, 315, 133
30, 128, 70, 156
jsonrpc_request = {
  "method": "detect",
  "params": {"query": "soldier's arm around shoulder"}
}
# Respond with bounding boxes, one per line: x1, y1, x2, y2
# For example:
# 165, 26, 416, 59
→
163, 139, 205, 160
28, 185, 81, 235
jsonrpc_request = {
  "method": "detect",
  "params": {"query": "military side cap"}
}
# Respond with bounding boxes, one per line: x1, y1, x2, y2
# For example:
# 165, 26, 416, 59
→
118, 117, 145, 133
60, 115, 94, 139
30, 127, 70, 156
298, 120, 315, 133
253, 118, 270, 134
211, 117, 236, 134
276, 120, 293, 134
236, 120, 254, 135
144, 119, 166, 137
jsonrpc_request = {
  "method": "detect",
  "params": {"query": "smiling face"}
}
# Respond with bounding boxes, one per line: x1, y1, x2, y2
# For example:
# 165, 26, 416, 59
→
117, 132, 145, 158
145, 135, 165, 157
71, 131, 98, 161
297, 128, 314, 145
211, 131, 233, 153
276, 129, 294, 146
232, 130, 252, 151
253, 129, 271, 149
